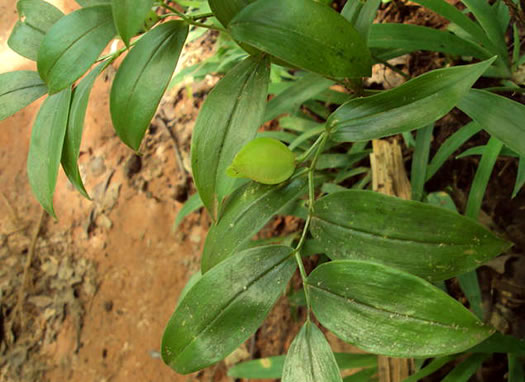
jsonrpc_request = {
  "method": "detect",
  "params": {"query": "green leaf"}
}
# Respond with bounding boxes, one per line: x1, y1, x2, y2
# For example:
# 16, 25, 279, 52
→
27, 88, 72, 217
411, 124, 433, 201
161, 245, 296, 374
282, 321, 342, 382
8, 0, 64, 61
327, 58, 495, 142
426, 122, 481, 181
308, 260, 494, 357
402, 356, 456, 382
37, 5, 116, 94
264, 73, 333, 122
228, 352, 376, 379
509, 354, 525, 382
513, 157, 525, 198
201, 176, 308, 272
191, 55, 270, 220
457, 89, 525, 157
441, 353, 488, 382
112, 0, 154, 46
77, 0, 110, 5
230, 0, 372, 79
0, 71, 47, 121
368, 24, 490, 59
465, 137, 503, 219
110, 21, 188, 151
310, 190, 509, 281
341, 0, 381, 41
469, 332, 525, 354
61, 63, 105, 199
208, 0, 255, 26
227, 137, 296, 184
342, 367, 378, 382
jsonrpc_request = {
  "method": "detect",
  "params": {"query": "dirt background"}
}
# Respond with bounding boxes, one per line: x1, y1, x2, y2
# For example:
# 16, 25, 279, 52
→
1, 1, 524, 381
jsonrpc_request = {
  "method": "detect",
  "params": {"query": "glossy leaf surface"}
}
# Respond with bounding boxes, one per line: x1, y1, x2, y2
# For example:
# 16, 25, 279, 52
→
191, 55, 270, 219
327, 59, 494, 142
282, 321, 342, 382
110, 21, 188, 151
112, 0, 154, 46
310, 190, 509, 281
230, 0, 371, 79
308, 260, 494, 357
162, 245, 296, 374
457, 89, 525, 157
0, 71, 47, 121
62, 64, 105, 199
27, 88, 72, 217
8, 0, 64, 61
227, 138, 295, 184
37, 5, 116, 94
201, 176, 308, 272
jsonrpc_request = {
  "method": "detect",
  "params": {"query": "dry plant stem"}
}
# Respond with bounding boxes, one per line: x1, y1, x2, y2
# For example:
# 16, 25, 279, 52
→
292, 132, 329, 320
162, 123, 191, 177
14, 208, 45, 325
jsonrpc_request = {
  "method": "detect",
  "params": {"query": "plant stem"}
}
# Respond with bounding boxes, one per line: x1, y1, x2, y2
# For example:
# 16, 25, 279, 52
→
159, 3, 226, 32
292, 132, 329, 320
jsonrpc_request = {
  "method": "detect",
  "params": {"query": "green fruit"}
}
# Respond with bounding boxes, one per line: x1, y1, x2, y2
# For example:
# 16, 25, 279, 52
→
226, 137, 296, 184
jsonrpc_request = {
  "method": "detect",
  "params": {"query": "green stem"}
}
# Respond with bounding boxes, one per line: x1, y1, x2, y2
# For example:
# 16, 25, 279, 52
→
292, 132, 329, 319
159, 3, 226, 32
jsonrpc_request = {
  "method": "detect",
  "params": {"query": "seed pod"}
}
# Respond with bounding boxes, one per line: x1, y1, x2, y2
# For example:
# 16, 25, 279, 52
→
226, 137, 296, 185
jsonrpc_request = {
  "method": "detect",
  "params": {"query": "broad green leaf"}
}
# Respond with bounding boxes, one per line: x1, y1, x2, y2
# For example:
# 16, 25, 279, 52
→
308, 260, 494, 357
8, 0, 64, 61
227, 137, 296, 184
27, 88, 72, 217
230, 0, 372, 79
37, 5, 116, 94
368, 24, 490, 59
469, 332, 525, 354
310, 190, 509, 281
191, 55, 270, 220
341, 0, 381, 41
465, 137, 503, 219
161, 245, 296, 374
228, 353, 376, 379
112, 0, 154, 46
172, 192, 203, 232
457, 89, 525, 157
61, 63, 105, 199
0, 71, 47, 121
201, 176, 308, 272
283, 321, 342, 382
411, 124, 433, 201
441, 353, 488, 382
264, 73, 333, 122
327, 58, 494, 142
208, 0, 255, 26
402, 356, 456, 382
513, 157, 525, 198
426, 122, 481, 181
110, 21, 188, 151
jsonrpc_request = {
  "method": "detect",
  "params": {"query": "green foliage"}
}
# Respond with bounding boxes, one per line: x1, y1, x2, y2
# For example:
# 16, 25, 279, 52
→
2, 0, 524, 379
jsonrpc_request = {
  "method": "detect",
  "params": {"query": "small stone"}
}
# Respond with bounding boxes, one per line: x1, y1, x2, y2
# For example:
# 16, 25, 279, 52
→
103, 300, 113, 312
124, 155, 142, 178
89, 156, 106, 177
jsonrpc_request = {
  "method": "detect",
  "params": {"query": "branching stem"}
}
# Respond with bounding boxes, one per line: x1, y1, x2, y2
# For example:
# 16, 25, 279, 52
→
292, 132, 329, 320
